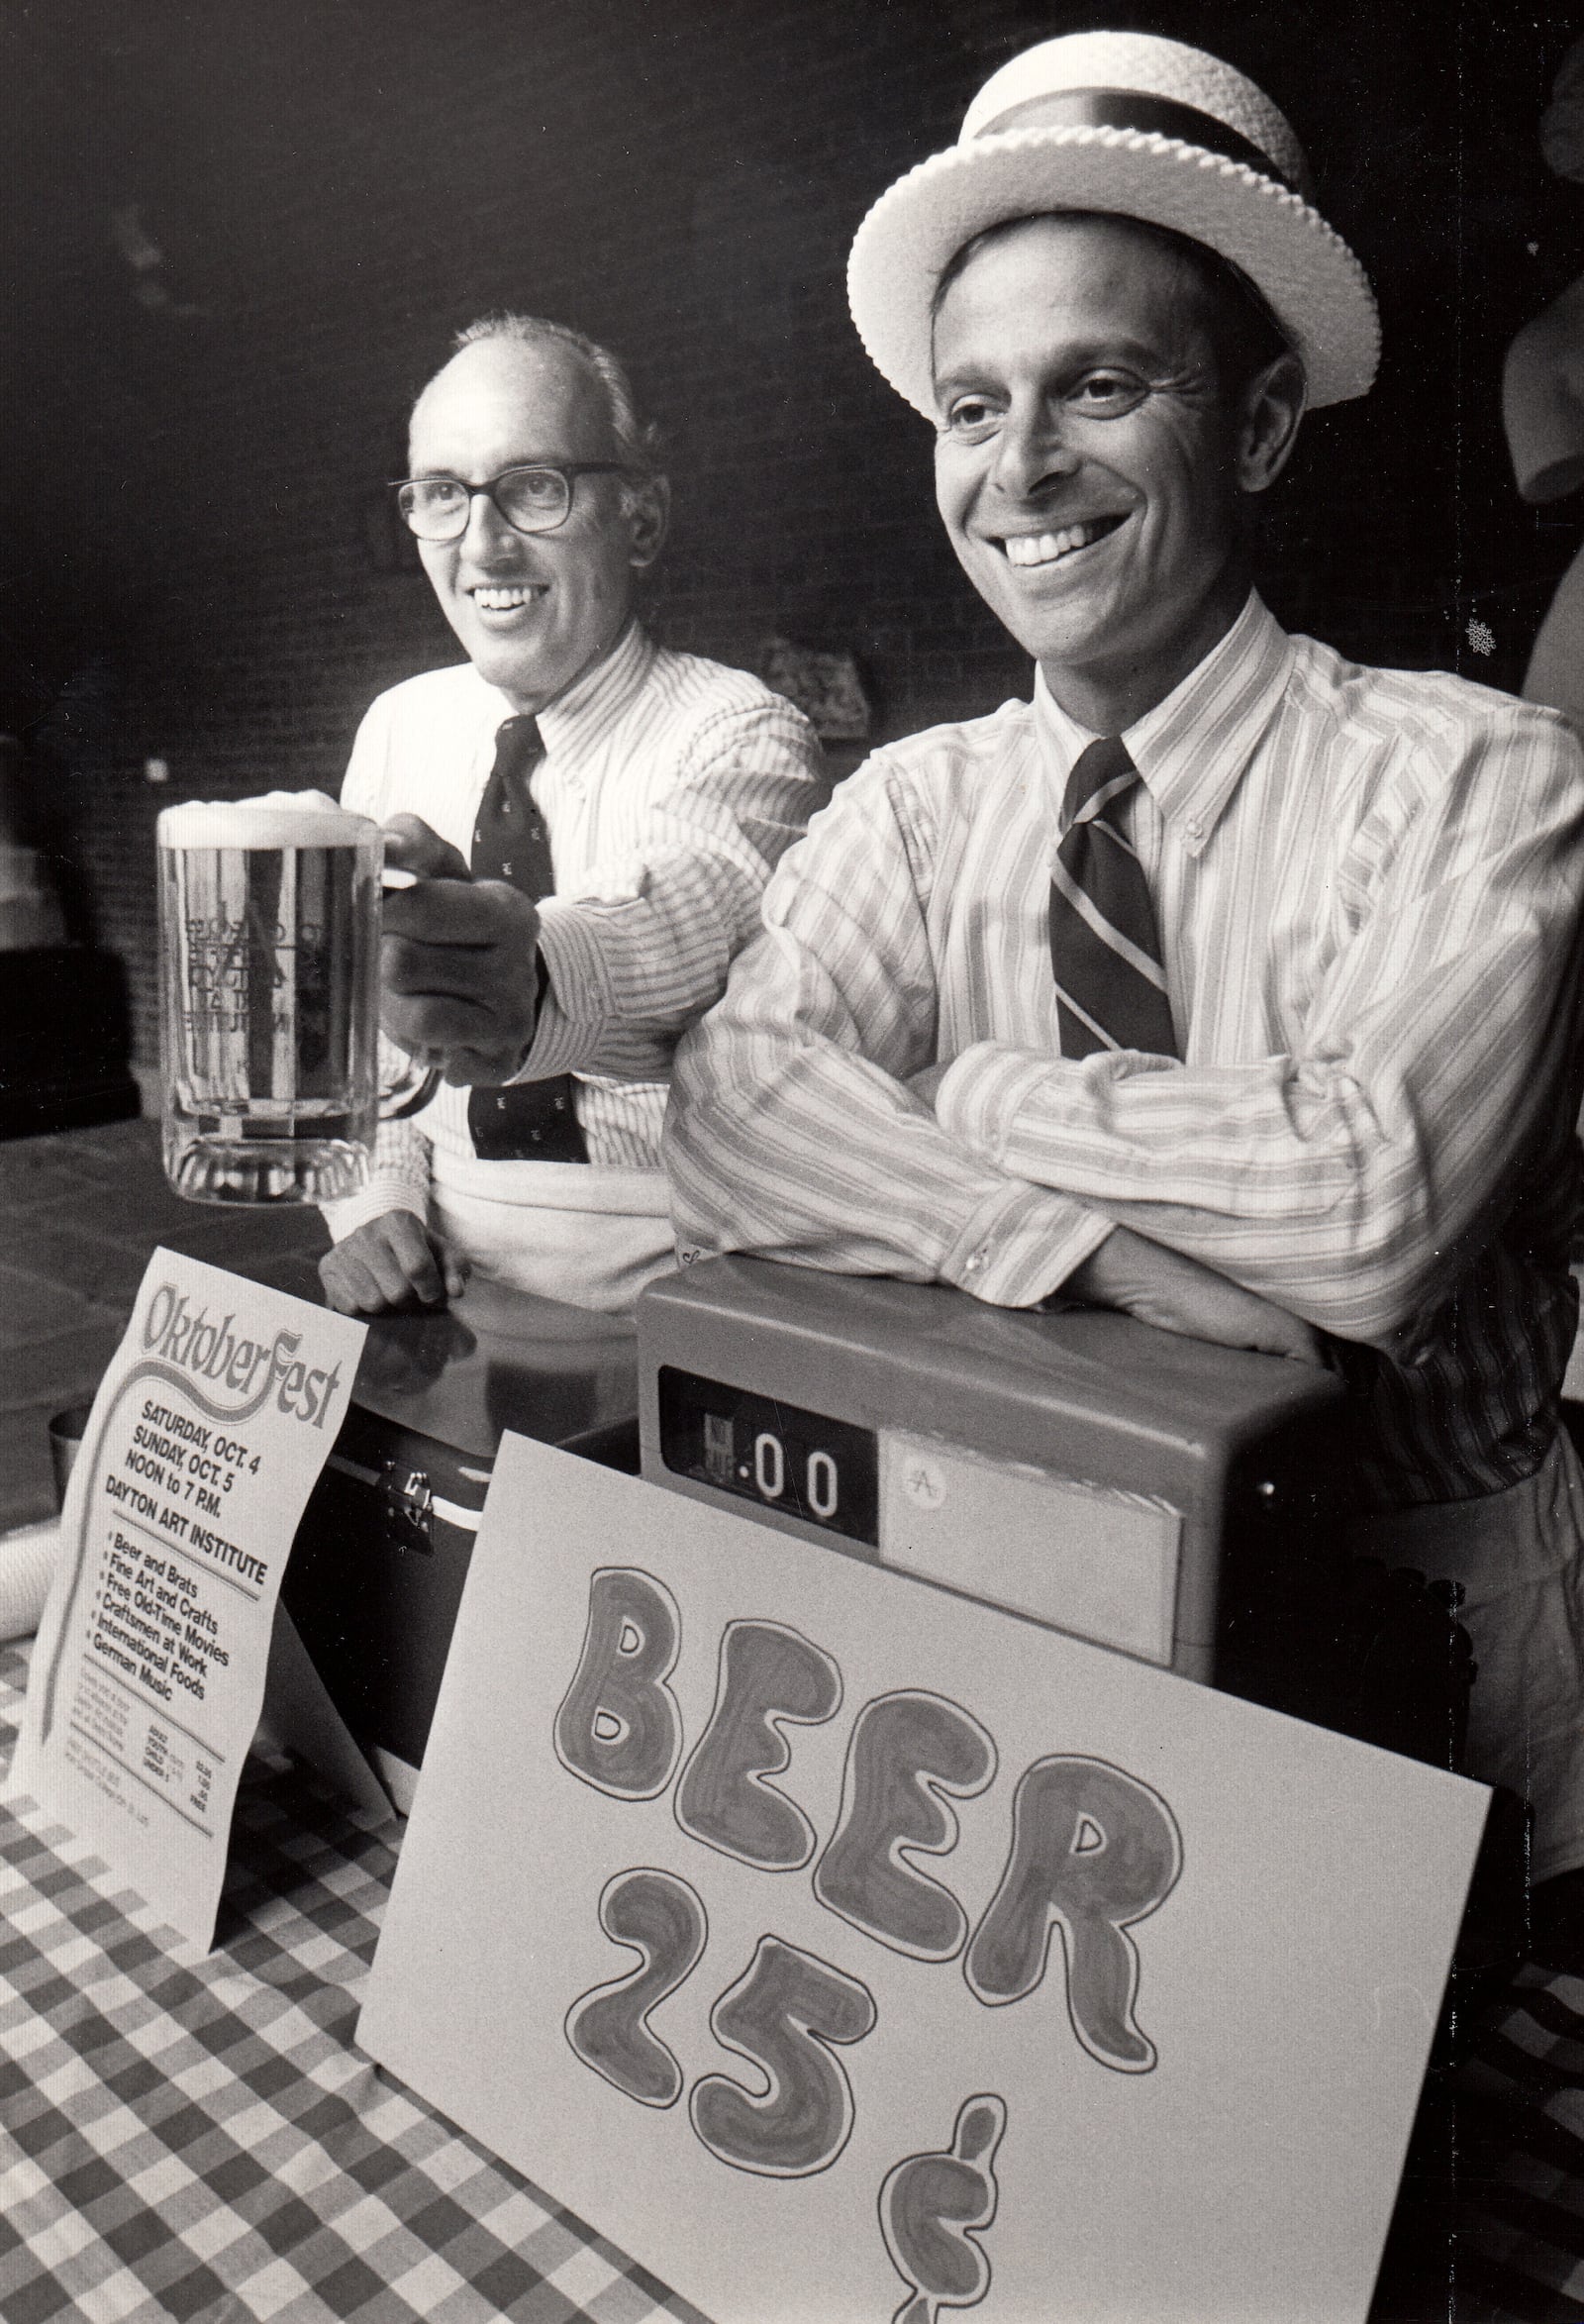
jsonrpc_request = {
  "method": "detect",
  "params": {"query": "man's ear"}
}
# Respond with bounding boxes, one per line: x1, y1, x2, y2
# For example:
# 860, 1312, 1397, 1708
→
1236, 352, 1307, 495
629, 474, 670, 570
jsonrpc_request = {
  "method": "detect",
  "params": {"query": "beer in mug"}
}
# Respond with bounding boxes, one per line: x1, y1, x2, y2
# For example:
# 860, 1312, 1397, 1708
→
157, 794, 425, 1203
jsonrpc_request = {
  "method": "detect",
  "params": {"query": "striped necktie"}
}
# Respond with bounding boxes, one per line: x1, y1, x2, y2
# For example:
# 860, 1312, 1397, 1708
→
1048, 736, 1178, 1060
466, 714, 588, 1163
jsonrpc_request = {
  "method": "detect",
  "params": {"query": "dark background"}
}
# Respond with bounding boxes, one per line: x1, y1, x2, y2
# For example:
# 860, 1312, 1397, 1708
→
4, 0, 1582, 1060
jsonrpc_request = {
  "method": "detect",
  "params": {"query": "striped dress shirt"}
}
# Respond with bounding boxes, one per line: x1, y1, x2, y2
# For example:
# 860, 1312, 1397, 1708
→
668, 593, 1584, 1507
326, 620, 825, 1243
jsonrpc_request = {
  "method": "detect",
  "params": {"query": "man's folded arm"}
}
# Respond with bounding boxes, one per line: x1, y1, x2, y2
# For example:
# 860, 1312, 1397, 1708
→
513, 702, 827, 1085
665, 779, 1110, 1304
936, 718, 1584, 1346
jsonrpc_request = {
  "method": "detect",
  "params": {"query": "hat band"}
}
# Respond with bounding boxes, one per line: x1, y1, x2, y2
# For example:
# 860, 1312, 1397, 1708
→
976, 87, 1302, 196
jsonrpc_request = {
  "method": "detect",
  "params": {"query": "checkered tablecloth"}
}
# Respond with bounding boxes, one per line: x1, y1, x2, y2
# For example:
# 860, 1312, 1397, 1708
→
0, 1641, 704, 2324
9, 1629, 1584, 2324
1441, 1970, 1584, 2322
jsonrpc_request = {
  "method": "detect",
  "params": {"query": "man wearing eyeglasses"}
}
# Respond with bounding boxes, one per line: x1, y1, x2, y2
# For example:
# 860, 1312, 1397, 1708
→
318, 313, 824, 1316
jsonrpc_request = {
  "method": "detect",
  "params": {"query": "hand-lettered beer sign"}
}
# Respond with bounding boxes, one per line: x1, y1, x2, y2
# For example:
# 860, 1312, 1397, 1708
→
360, 1436, 1489, 2324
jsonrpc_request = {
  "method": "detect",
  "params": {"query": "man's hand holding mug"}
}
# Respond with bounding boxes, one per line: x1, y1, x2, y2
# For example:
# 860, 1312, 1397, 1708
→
378, 813, 542, 1088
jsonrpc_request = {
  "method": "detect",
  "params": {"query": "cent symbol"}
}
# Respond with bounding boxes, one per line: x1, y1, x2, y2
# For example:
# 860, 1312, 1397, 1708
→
880, 2093, 1008, 2324
564, 1867, 708, 2108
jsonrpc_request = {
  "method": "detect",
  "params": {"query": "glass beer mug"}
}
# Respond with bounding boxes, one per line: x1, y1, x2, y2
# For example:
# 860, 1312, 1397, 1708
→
156, 793, 434, 1204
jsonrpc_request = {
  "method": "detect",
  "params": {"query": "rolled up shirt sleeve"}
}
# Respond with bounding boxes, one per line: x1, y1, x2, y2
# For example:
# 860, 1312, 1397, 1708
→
316, 1033, 433, 1242
666, 764, 1112, 1306
514, 700, 826, 1085
937, 713, 1584, 1347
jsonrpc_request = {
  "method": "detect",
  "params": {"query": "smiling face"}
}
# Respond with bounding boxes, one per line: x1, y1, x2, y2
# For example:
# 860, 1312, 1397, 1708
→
932, 213, 1297, 731
407, 335, 659, 713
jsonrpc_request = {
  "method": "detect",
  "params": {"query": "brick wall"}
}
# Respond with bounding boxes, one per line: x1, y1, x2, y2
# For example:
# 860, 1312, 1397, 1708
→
9, 0, 1581, 1060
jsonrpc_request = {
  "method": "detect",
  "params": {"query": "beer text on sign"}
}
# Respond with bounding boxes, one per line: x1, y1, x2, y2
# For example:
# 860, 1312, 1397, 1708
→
554, 1562, 1184, 2151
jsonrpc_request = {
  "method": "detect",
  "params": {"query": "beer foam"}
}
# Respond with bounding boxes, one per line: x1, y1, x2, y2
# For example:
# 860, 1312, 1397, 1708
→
157, 790, 376, 849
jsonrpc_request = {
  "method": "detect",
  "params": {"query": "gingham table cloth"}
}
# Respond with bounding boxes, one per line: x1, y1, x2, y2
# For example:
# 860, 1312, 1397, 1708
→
0, 1641, 704, 2324
7, 1634, 1584, 2324
1445, 1969, 1584, 2321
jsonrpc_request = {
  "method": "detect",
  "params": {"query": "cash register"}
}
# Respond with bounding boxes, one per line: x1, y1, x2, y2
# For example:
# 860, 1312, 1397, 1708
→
637, 1257, 1472, 1764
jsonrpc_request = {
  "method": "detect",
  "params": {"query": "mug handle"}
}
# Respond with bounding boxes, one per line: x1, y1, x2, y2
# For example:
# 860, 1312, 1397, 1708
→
381, 1054, 441, 1120
376, 860, 439, 1120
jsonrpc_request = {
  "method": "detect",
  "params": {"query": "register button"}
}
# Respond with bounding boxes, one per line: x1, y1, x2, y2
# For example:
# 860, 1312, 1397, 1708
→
878, 1432, 1182, 1665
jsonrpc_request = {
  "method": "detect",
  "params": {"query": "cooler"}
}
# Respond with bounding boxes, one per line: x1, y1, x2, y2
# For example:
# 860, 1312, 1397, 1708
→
266, 1265, 639, 1810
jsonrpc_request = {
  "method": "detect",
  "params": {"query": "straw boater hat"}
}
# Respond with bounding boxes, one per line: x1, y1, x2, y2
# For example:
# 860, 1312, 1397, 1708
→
847, 31, 1379, 417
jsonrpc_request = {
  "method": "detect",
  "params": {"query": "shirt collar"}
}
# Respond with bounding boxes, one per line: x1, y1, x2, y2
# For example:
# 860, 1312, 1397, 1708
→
527, 619, 656, 755
1032, 592, 1294, 857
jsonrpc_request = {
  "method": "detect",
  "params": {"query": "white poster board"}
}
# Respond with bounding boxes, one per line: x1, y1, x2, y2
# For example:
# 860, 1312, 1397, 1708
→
360, 1433, 1490, 2324
8, 1248, 367, 1947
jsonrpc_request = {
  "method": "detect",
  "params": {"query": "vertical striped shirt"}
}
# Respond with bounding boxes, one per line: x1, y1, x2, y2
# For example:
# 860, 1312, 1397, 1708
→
324, 621, 826, 1243
668, 593, 1584, 1508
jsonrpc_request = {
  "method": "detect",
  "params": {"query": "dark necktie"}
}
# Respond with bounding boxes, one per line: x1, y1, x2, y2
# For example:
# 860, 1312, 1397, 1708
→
1048, 737, 1179, 1060
466, 714, 588, 1162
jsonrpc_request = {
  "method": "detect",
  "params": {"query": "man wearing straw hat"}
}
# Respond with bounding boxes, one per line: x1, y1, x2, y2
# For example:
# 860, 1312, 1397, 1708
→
667, 33, 1584, 1943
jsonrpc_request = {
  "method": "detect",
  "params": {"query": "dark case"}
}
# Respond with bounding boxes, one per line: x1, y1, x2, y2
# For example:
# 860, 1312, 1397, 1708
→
256, 1261, 640, 1809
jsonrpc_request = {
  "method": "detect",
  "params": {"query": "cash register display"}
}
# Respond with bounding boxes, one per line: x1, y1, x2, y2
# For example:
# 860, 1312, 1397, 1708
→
656, 1364, 879, 1547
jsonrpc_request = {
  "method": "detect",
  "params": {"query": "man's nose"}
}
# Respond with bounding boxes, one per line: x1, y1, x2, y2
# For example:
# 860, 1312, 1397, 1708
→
990, 405, 1080, 500
458, 488, 520, 558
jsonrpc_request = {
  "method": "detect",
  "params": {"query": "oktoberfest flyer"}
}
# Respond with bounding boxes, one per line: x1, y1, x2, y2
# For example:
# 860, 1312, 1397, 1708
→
8, 1248, 364, 1948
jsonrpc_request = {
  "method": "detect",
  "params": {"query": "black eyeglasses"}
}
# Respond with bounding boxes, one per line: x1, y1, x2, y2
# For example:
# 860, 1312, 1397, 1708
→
390, 462, 639, 543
